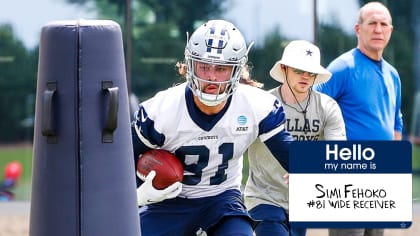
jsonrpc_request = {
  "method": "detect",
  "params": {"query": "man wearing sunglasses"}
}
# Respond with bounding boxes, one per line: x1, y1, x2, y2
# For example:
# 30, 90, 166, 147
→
244, 40, 346, 236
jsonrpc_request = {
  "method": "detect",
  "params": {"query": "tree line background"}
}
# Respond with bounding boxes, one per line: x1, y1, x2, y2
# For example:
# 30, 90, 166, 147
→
0, 0, 416, 142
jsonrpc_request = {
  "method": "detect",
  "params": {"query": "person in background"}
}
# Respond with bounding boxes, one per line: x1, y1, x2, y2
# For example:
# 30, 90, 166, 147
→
314, 2, 403, 236
132, 19, 293, 236
244, 40, 346, 236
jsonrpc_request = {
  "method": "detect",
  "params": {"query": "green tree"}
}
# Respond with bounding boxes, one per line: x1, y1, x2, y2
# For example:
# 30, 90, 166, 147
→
66, 0, 225, 100
248, 29, 288, 90
318, 23, 356, 67
0, 24, 37, 142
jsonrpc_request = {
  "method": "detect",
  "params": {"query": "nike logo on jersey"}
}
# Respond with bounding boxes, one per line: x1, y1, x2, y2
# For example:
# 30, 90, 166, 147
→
146, 199, 157, 203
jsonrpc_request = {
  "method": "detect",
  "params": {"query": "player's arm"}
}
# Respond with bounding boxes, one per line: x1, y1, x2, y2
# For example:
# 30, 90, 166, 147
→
264, 130, 293, 171
131, 106, 182, 205
131, 121, 153, 188
132, 141, 182, 206
132, 124, 151, 161
132, 125, 182, 206
132, 104, 166, 166
258, 99, 294, 171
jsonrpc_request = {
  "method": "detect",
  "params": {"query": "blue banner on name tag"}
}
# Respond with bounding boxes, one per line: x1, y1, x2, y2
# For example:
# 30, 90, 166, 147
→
288, 140, 413, 228
289, 141, 412, 173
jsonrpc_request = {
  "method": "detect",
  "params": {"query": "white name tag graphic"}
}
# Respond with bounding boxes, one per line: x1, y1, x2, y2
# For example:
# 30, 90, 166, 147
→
289, 141, 412, 228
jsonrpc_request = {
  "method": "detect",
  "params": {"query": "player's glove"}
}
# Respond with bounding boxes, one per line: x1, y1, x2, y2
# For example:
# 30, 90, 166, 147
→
136, 170, 182, 206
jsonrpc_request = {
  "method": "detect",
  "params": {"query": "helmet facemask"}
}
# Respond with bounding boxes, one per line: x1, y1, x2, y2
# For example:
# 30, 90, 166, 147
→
184, 20, 251, 106
186, 57, 245, 106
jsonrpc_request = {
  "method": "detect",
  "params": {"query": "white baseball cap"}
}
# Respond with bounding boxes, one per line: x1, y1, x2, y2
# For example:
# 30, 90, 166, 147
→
269, 40, 331, 84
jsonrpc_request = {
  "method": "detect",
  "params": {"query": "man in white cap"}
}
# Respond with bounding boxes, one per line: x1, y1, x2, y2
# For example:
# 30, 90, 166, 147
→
244, 40, 346, 236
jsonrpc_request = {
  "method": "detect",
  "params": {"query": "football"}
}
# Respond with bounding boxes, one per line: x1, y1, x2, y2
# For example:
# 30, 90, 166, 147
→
136, 149, 184, 189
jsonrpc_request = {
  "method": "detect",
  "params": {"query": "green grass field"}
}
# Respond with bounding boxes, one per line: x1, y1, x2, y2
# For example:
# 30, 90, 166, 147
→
0, 144, 33, 200
1, 144, 420, 202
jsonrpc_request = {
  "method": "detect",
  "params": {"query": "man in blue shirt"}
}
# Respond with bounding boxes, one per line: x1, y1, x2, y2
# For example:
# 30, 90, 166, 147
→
314, 2, 403, 236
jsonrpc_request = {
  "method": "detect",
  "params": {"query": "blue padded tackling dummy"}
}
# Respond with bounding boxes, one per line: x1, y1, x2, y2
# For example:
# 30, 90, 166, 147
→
30, 19, 140, 236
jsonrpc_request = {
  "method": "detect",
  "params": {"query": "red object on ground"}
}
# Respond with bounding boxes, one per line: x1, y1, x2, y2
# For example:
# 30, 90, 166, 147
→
4, 161, 22, 181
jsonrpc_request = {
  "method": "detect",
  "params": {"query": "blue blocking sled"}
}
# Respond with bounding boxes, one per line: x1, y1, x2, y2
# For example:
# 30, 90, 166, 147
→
30, 20, 140, 236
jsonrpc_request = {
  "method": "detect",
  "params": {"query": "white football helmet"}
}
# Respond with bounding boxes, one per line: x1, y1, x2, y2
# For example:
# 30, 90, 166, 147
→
185, 20, 252, 106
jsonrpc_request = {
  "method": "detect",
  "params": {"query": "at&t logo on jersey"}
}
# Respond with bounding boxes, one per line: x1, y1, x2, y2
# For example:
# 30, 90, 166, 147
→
235, 115, 249, 132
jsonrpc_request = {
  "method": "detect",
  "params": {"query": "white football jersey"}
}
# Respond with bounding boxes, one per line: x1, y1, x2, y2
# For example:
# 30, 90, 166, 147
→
244, 86, 346, 211
134, 82, 289, 199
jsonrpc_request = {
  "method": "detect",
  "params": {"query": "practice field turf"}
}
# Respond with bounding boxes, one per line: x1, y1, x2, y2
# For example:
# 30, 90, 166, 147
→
0, 144, 32, 200
1, 143, 419, 202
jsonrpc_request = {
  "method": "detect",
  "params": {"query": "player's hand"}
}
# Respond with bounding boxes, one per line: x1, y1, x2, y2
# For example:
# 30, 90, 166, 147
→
136, 171, 182, 206
283, 173, 289, 185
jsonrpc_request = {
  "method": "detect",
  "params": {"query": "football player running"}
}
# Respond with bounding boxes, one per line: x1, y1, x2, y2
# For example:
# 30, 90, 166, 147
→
244, 40, 346, 236
132, 19, 293, 236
